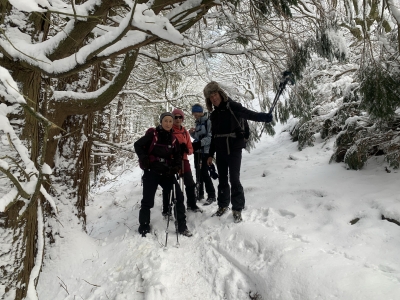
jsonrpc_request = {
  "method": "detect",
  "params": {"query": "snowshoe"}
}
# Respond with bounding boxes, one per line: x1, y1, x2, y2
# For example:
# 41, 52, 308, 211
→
212, 206, 229, 217
232, 210, 243, 223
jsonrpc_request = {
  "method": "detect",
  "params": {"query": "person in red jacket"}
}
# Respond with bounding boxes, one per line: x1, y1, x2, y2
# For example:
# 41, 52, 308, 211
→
162, 108, 202, 214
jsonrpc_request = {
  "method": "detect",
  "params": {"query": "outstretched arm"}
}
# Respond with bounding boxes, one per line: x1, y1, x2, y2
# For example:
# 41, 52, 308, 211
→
230, 101, 273, 123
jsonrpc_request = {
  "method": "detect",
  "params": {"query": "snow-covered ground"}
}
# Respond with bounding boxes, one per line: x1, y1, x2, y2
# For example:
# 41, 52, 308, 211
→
37, 123, 400, 300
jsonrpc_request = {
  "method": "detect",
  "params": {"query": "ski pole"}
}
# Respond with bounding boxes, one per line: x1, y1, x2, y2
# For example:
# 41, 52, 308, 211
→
269, 70, 295, 114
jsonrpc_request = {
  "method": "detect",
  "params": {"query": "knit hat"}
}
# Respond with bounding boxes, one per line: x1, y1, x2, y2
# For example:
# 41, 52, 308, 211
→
203, 81, 228, 112
172, 108, 185, 121
159, 112, 173, 123
191, 104, 203, 113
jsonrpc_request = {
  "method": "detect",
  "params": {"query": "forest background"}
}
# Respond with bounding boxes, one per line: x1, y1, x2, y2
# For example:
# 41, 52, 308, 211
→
0, 0, 399, 299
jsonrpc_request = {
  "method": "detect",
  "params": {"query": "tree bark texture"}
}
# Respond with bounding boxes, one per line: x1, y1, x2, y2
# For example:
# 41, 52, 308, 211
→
0, 2, 217, 299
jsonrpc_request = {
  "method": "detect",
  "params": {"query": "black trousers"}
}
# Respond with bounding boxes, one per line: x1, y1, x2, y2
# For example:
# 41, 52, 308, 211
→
194, 152, 216, 198
162, 171, 196, 210
140, 170, 187, 231
215, 149, 245, 211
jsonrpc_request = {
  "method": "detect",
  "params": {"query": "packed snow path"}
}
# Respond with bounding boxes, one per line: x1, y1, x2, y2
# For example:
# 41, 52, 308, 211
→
37, 129, 400, 299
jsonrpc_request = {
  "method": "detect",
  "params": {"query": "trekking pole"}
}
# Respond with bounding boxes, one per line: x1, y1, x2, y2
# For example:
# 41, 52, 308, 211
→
199, 148, 203, 193
174, 174, 180, 247
164, 189, 173, 248
269, 70, 295, 114
195, 150, 201, 201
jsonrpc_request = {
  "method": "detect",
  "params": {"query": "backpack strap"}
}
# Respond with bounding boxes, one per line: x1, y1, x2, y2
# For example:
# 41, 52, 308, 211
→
145, 128, 157, 155
226, 102, 244, 132
226, 102, 250, 141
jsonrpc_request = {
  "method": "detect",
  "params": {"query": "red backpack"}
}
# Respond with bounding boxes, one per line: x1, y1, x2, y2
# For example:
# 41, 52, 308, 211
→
139, 128, 177, 170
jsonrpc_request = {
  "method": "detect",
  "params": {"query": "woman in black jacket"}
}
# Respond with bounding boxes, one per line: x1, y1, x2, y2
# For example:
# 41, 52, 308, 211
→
134, 112, 192, 237
204, 82, 273, 223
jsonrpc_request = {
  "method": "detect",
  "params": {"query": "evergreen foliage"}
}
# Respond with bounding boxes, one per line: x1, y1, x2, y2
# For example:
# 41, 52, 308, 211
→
286, 40, 312, 81
358, 64, 400, 121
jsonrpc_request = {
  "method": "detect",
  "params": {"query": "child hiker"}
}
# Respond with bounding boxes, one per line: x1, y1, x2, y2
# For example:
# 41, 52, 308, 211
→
134, 112, 192, 237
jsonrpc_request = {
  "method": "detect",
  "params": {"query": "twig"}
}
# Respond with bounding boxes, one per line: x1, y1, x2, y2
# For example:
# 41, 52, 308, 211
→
82, 279, 100, 287
57, 276, 69, 295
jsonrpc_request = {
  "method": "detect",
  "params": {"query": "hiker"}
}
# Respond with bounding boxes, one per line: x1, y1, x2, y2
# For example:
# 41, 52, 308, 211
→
189, 103, 216, 206
204, 81, 273, 223
134, 112, 192, 237
161, 108, 202, 214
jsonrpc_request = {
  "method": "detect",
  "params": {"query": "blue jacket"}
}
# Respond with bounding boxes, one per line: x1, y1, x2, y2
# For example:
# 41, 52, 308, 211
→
190, 112, 212, 154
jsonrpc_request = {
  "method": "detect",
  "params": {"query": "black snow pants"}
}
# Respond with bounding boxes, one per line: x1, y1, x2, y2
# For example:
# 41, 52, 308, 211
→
194, 152, 216, 199
215, 149, 245, 211
162, 171, 196, 211
140, 170, 187, 232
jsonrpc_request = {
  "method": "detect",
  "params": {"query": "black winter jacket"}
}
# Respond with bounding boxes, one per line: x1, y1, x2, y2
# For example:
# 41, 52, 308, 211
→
209, 98, 268, 156
134, 126, 182, 175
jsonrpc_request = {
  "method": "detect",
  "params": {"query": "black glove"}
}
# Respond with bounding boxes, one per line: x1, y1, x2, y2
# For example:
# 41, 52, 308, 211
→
258, 112, 273, 123
140, 156, 150, 169
208, 163, 219, 180
180, 143, 189, 155
192, 141, 201, 151
168, 165, 181, 176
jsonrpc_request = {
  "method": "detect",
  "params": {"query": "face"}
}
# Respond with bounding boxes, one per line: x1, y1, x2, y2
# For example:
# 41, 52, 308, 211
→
161, 116, 173, 131
173, 114, 183, 126
209, 91, 222, 107
192, 112, 203, 120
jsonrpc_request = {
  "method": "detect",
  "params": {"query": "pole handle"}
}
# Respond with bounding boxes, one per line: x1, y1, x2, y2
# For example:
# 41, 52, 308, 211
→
269, 71, 295, 114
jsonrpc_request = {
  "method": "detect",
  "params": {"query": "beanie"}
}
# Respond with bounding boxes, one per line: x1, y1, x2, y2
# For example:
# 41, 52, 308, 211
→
191, 104, 203, 113
172, 108, 185, 121
159, 112, 173, 123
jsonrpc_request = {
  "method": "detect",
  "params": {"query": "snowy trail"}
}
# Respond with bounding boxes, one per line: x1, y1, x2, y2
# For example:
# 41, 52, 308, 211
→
37, 127, 400, 300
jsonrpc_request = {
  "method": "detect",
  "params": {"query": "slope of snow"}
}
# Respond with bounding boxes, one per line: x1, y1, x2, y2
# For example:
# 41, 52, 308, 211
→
37, 123, 400, 300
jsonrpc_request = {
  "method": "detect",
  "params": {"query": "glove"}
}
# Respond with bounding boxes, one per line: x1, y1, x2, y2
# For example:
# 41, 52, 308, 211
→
180, 143, 189, 155
140, 156, 150, 169
208, 163, 219, 180
192, 141, 201, 151
258, 112, 273, 123
168, 165, 181, 176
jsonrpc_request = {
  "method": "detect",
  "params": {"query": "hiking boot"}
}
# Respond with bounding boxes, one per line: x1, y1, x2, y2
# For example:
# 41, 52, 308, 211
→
212, 206, 229, 217
187, 205, 203, 213
203, 197, 216, 206
196, 194, 205, 201
138, 224, 150, 237
232, 210, 243, 223
162, 211, 174, 220
179, 229, 193, 237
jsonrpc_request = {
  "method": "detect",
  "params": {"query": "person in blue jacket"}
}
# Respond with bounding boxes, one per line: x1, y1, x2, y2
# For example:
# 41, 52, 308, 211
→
189, 104, 216, 206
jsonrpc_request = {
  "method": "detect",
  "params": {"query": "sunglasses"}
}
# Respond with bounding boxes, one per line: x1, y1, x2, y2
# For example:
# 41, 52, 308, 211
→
174, 116, 183, 119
